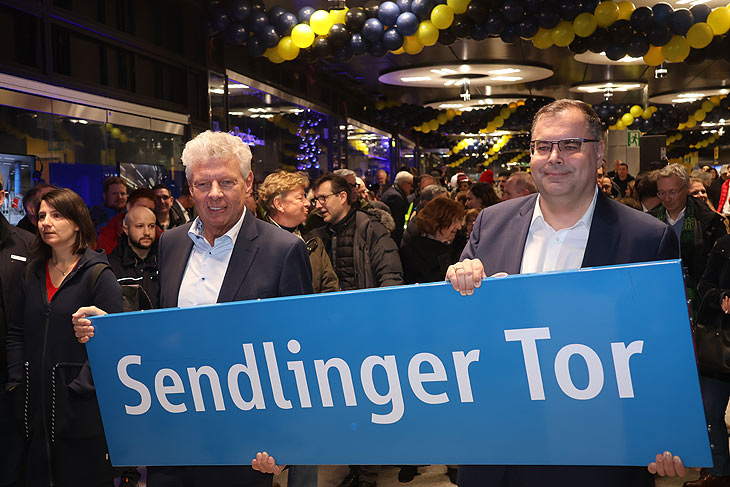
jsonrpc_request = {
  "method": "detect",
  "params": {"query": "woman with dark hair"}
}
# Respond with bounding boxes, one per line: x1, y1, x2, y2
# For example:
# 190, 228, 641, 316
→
7, 188, 123, 487
465, 182, 500, 210
399, 197, 465, 284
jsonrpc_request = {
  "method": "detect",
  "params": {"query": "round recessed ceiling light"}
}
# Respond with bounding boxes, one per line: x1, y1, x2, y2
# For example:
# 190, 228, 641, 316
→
378, 62, 553, 88
649, 87, 730, 104
570, 82, 647, 94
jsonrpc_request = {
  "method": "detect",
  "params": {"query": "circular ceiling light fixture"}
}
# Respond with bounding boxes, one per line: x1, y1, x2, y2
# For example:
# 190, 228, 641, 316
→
424, 94, 527, 110
649, 87, 730, 104
570, 82, 646, 98
573, 52, 646, 66
378, 62, 553, 88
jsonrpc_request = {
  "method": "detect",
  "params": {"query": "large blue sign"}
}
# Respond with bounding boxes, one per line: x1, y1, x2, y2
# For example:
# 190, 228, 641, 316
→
87, 260, 711, 467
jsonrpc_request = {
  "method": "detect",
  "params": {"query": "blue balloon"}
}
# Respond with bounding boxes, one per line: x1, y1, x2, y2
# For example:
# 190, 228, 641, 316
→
559, 1, 580, 21
648, 22, 671, 46
229, 0, 251, 22
625, 34, 649, 57
378, 1, 401, 26
349, 33, 368, 54
225, 23, 249, 45
396, 0, 411, 12
605, 43, 626, 61
382, 27, 404, 49
268, 6, 287, 23
502, 0, 525, 23
275, 12, 298, 36
485, 12, 506, 35
470, 22, 488, 40
297, 6, 315, 23
368, 41, 388, 57
629, 6, 653, 33
537, 10, 560, 29
396, 12, 419, 36
410, 0, 433, 21
500, 24, 519, 43
362, 18, 385, 42
247, 36, 266, 57
518, 15, 539, 38
690, 4, 710, 24
580, 0, 599, 13
652, 3, 673, 24
248, 11, 269, 34
260, 25, 280, 48
668, 8, 693, 36
211, 6, 230, 31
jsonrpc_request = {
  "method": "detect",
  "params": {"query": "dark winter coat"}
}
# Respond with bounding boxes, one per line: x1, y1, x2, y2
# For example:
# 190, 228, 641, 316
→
697, 234, 730, 380
399, 235, 460, 284
314, 208, 403, 290
381, 184, 409, 245
6, 248, 123, 487
107, 236, 159, 309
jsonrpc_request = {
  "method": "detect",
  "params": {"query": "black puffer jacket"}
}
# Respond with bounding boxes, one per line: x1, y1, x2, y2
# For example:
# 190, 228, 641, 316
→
107, 236, 159, 309
6, 247, 123, 487
315, 209, 403, 290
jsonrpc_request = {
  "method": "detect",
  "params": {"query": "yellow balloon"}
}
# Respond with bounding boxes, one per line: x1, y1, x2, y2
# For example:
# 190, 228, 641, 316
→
403, 35, 424, 54
629, 105, 643, 118
662, 35, 690, 63
447, 0, 470, 15
594, 1, 619, 28
509, 102, 518, 110
446, 108, 456, 119
694, 109, 706, 121
686, 22, 714, 49
532, 27, 553, 49
391, 47, 405, 54
418, 21, 439, 46
551, 21, 575, 47
573, 12, 597, 37
431, 4, 455, 29
710, 96, 722, 105
375, 100, 386, 110
616, 119, 625, 130
641, 108, 653, 119
329, 9, 347, 26
617, 1, 634, 20
608, 124, 616, 131
686, 118, 697, 128
277, 36, 300, 60
702, 100, 715, 112
291, 24, 315, 48
708, 6, 730, 35
494, 117, 504, 128
621, 113, 634, 126
310, 10, 332, 36
264, 47, 284, 63
643, 45, 664, 66
429, 119, 439, 131
500, 107, 511, 118
438, 113, 448, 124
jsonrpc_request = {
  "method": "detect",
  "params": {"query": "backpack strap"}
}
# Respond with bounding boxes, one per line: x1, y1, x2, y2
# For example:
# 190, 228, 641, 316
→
86, 262, 110, 298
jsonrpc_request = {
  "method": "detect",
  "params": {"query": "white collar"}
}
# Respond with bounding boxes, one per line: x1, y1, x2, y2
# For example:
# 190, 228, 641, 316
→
188, 207, 247, 247
531, 186, 599, 232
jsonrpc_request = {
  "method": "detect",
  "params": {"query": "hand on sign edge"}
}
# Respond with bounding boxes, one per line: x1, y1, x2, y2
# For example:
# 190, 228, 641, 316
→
252, 451, 285, 475
71, 306, 106, 344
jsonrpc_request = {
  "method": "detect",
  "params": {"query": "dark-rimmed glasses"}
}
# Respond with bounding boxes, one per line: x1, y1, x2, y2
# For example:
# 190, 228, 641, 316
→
530, 138, 599, 156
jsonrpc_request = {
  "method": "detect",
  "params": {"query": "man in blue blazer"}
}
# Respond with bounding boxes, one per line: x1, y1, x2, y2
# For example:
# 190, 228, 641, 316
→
447, 100, 683, 487
74, 131, 313, 487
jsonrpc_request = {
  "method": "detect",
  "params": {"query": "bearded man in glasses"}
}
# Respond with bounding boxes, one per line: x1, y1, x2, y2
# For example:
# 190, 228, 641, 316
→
446, 99, 682, 487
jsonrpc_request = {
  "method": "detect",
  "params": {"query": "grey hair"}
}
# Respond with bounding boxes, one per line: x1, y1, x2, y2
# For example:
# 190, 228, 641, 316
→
531, 99, 604, 142
508, 171, 537, 194
419, 184, 447, 203
690, 169, 711, 186
657, 163, 690, 187
334, 169, 356, 179
394, 170, 414, 185
181, 130, 252, 182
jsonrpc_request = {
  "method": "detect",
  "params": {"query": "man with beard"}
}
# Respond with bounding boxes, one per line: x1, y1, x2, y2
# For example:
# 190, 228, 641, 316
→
107, 205, 159, 309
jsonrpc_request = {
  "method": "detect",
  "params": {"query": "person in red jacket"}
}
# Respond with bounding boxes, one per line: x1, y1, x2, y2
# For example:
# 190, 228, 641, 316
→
96, 188, 162, 254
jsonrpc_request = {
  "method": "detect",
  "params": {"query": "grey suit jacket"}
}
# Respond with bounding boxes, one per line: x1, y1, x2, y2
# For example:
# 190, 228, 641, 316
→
158, 210, 313, 308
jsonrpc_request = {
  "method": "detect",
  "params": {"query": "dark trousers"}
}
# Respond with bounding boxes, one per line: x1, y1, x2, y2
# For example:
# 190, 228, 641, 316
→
457, 465, 654, 487
700, 375, 730, 476
0, 383, 23, 487
147, 466, 272, 487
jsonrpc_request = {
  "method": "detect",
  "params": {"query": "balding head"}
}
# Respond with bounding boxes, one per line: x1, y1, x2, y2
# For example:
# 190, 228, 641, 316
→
123, 206, 157, 254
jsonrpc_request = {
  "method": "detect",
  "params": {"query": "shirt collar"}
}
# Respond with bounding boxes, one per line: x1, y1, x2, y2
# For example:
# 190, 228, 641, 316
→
666, 207, 686, 226
188, 207, 247, 248
531, 186, 599, 232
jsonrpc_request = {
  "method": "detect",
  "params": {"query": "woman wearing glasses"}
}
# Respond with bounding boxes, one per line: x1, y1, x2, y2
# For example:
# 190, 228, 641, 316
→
6, 188, 123, 487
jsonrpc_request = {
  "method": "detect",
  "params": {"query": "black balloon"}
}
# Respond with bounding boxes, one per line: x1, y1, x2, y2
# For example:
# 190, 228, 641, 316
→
559, 0, 580, 21
345, 8, 368, 32
226, 23, 249, 45
579, 0, 599, 13
502, 0, 525, 23
329, 23, 350, 47
466, 2, 488, 22
500, 24, 519, 43
708, 36, 728, 60
297, 6, 315, 23
587, 28, 608, 53
364, 0, 380, 18
484, 12, 506, 35
247, 36, 266, 57
625, 34, 649, 57
668, 8, 694, 36
248, 11, 269, 34
518, 15, 539, 38
648, 21, 672, 47
605, 43, 626, 61
690, 4, 711, 23
569, 36, 589, 53
629, 7, 653, 34
210, 6, 229, 32
312, 36, 333, 58
452, 16, 473, 38
268, 6, 286, 22
250, 0, 265, 11
471, 22, 488, 40
368, 41, 388, 57
607, 115, 617, 125
299, 47, 318, 64
537, 10, 560, 29
652, 3, 673, 24
260, 25, 280, 48
229, 0, 251, 22
608, 19, 633, 44
438, 27, 457, 44
275, 12, 298, 36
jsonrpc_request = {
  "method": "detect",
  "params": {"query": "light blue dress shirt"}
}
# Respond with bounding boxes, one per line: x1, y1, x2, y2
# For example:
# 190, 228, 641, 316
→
177, 209, 246, 308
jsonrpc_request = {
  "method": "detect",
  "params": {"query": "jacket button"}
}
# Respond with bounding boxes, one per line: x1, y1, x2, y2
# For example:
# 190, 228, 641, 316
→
44, 307, 51, 317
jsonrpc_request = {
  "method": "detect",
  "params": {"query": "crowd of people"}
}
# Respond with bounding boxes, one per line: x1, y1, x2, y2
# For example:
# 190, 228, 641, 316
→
0, 99, 728, 487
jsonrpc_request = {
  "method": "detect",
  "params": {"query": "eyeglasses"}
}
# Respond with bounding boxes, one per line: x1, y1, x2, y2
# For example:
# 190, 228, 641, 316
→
530, 138, 599, 156
192, 179, 238, 192
657, 189, 684, 198
311, 192, 341, 206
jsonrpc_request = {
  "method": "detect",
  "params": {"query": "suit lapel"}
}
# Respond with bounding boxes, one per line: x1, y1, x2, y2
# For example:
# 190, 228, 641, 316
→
217, 211, 259, 303
499, 195, 537, 275
582, 192, 619, 268
163, 225, 194, 308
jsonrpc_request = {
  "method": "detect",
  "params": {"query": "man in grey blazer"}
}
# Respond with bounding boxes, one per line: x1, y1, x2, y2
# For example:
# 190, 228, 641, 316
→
74, 131, 312, 487
447, 100, 684, 487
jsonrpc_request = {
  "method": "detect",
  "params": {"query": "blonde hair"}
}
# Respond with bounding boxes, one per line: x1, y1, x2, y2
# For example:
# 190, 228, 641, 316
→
258, 170, 310, 215
181, 131, 252, 182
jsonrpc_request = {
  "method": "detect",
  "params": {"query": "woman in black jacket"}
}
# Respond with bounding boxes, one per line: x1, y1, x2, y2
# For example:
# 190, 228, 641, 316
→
400, 197, 465, 284
6, 188, 122, 487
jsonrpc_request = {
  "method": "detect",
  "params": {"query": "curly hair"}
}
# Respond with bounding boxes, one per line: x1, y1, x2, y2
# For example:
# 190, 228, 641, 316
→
417, 197, 465, 236
258, 170, 310, 215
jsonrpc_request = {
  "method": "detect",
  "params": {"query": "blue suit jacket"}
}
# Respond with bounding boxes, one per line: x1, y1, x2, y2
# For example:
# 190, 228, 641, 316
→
461, 192, 679, 272
158, 209, 313, 308
457, 192, 679, 487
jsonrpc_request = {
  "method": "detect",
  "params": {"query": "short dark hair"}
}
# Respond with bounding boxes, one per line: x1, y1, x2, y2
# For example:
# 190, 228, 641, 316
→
181, 180, 191, 197
312, 173, 352, 203
32, 188, 96, 258
417, 197, 464, 235
128, 188, 156, 206
635, 170, 658, 199
23, 183, 58, 211
467, 182, 500, 208
152, 183, 170, 192
103, 176, 126, 194
532, 99, 604, 141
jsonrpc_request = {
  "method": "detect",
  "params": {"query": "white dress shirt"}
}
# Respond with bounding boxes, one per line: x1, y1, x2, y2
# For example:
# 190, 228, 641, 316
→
520, 188, 598, 274
178, 209, 246, 308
